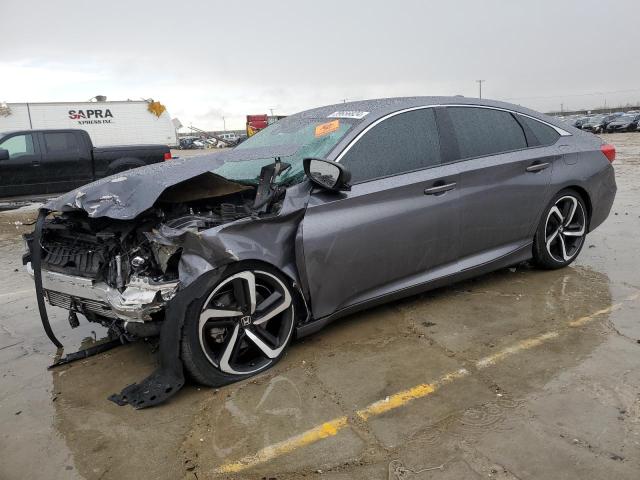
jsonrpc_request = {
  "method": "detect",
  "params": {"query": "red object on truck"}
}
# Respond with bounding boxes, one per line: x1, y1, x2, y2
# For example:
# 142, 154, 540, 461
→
246, 114, 268, 137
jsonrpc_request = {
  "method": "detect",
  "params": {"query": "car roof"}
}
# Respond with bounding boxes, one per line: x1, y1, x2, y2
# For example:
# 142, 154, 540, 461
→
298, 96, 582, 161
294, 96, 552, 121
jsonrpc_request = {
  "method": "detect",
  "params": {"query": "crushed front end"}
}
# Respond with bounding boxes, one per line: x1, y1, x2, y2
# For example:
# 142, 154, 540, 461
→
24, 193, 257, 339
23, 154, 309, 408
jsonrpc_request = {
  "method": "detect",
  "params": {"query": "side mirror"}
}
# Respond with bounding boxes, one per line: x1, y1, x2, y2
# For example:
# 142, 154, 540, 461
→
303, 158, 351, 192
0, 149, 9, 161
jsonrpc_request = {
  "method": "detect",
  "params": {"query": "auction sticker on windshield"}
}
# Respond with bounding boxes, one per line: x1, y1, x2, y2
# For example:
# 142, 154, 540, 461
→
315, 119, 340, 137
328, 111, 369, 119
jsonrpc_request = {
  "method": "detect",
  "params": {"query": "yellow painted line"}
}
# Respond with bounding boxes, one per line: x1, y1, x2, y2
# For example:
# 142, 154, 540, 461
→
477, 291, 640, 368
216, 369, 469, 474
356, 368, 468, 421
569, 306, 616, 327
476, 331, 559, 368
215, 417, 348, 474
214, 291, 640, 474
569, 292, 639, 327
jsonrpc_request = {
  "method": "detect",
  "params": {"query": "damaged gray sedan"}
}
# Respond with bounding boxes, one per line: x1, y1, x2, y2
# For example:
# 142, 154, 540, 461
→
24, 97, 617, 408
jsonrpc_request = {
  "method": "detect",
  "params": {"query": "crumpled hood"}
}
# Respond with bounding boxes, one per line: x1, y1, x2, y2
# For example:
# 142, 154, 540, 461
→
44, 145, 300, 220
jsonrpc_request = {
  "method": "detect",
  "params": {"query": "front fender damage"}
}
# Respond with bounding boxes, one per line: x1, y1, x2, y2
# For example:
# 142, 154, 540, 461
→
109, 182, 313, 408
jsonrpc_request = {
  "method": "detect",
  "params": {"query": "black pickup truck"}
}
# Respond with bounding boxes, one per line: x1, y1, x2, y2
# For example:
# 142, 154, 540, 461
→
0, 129, 172, 197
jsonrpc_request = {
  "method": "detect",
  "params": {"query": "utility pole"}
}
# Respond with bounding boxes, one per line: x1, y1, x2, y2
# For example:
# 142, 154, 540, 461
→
560, 103, 564, 114
476, 80, 485, 99
222, 116, 226, 132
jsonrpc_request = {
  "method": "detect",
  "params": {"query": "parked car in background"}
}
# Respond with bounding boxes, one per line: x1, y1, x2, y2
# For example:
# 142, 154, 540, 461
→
573, 116, 592, 129
0, 128, 171, 197
602, 113, 624, 130
25, 96, 617, 408
232, 135, 247, 146
606, 114, 640, 133
178, 137, 200, 149
581, 115, 607, 133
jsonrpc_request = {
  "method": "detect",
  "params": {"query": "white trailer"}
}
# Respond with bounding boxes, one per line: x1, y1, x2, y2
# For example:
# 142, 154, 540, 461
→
0, 100, 178, 147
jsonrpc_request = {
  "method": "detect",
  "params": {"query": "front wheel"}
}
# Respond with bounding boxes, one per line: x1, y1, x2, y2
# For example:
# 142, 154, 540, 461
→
181, 265, 296, 387
533, 190, 588, 269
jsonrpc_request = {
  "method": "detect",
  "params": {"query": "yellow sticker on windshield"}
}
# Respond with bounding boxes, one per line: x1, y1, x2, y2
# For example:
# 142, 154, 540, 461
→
315, 119, 340, 137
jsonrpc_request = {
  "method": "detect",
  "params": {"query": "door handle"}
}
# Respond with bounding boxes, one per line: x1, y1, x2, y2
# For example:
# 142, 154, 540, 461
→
424, 182, 456, 195
526, 162, 550, 173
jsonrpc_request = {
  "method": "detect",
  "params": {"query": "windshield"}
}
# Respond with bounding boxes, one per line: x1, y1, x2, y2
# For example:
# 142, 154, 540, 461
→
615, 115, 633, 122
589, 116, 604, 123
212, 116, 358, 185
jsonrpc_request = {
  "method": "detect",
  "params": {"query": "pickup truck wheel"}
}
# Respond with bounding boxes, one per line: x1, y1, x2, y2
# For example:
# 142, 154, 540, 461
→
180, 264, 296, 387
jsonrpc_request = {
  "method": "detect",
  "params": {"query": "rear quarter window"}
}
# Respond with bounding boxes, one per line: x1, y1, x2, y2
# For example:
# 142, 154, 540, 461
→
517, 115, 560, 146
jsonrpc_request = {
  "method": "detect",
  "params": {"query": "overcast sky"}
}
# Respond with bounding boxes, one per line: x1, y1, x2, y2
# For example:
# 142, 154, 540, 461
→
1, 0, 639, 130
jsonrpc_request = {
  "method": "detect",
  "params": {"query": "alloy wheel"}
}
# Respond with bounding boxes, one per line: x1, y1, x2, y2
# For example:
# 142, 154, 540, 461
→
198, 270, 294, 375
544, 195, 586, 263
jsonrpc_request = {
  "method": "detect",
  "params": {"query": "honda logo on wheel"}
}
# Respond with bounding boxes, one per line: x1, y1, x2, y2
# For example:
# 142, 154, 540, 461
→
240, 315, 252, 326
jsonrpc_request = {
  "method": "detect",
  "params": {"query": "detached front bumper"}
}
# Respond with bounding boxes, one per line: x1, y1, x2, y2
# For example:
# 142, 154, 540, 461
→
26, 262, 178, 322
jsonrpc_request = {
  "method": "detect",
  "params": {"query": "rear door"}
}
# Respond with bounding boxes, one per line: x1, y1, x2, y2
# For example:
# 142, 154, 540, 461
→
0, 132, 43, 196
39, 131, 93, 190
443, 106, 558, 265
301, 108, 460, 319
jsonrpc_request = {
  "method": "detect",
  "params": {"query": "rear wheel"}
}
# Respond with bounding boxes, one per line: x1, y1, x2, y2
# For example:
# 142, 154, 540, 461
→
181, 264, 296, 387
533, 190, 588, 269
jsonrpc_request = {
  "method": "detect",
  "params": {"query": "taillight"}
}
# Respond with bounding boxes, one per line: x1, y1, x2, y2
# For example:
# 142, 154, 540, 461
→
163, 152, 172, 161
600, 144, 615, 163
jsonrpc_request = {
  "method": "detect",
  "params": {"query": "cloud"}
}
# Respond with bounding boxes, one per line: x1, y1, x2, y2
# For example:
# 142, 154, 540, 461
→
1, 0, 639, 128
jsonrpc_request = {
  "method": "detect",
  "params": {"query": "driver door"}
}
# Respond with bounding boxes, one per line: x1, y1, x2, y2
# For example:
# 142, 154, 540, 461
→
300, 108, 460, 319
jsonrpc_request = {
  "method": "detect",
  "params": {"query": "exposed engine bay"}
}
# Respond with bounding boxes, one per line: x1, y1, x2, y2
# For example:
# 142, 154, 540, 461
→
26, 161, 291, 338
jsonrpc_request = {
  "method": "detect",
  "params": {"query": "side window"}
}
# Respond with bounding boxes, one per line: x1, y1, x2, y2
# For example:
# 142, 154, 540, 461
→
517, 115, 560, 146
0, 134, 35, 159
447, 107, 527, 159
340, 109, 441, 183
43, 132, 79, 154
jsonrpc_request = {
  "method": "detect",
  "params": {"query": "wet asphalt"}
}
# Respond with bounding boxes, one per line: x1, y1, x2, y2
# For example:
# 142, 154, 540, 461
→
0, 134, 639, 480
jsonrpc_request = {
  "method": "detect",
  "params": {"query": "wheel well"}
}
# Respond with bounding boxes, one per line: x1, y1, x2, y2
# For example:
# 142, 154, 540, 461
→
563, 186, 592, 230
224, 259, 310, 325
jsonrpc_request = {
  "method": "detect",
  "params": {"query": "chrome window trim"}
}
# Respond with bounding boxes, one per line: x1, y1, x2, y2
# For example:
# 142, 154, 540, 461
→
335, 104, 571, 164
513, 111, 571, 136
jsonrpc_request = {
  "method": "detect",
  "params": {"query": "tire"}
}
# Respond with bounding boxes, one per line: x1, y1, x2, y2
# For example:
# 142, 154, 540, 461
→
533, 189, 588, 270
180, 263, 297, 387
